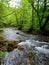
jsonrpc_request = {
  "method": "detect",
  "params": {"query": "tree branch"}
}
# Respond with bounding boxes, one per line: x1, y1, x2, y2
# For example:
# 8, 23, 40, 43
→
3, 10, 15, 18
40, 0, 47, 21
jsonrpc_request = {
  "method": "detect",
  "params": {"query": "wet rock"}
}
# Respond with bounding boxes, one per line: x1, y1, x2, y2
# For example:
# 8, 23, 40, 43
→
6, 40, 18, 52
38, 35, 49, 42
0, 40, 18, 52
16, 32, 19, 34
18, 45, 24, 51
7, 44, 14, 52
0, 46, 7, 51
27, 51, 34, 57
0, 42, 4, 48
0, 37, 7, 51
0, 37, 5, 42
26, 58, 34, 65
5, 40, 17, 44
0, 29, 3, 32
44, 56, 49, 65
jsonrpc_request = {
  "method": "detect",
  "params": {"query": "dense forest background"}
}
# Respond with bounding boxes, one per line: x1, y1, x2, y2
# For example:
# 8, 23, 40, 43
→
0, 0, 49, 35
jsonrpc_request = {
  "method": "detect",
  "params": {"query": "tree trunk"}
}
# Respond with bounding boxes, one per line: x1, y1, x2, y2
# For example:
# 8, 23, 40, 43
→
40, 15, 49, 30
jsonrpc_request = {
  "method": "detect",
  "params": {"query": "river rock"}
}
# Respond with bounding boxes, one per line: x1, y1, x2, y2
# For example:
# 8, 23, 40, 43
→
16, 32, 19, 34
0, 38, 7, 51
5, 40, 18, 52
0, 40, 18, 52
0, 29, 3, 32
17, 45, 24, 51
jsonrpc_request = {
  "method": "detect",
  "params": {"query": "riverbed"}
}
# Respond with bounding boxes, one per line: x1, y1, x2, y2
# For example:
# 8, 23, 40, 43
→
0, 28, 49, 65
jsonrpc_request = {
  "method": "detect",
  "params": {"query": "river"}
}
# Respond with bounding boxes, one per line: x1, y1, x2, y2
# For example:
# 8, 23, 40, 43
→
0, 28, 49, 65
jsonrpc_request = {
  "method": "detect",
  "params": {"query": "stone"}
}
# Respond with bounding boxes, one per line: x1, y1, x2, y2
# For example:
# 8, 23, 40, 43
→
27, 51, 34, 57
16, 32, 19, 34
0, 29, 3, 32
0, 40, 18, 52
18, 45, 24, 51
6, 40, 18, 52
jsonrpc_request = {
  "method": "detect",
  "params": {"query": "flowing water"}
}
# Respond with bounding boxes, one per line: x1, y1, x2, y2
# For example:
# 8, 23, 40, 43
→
0, 28, 49, 65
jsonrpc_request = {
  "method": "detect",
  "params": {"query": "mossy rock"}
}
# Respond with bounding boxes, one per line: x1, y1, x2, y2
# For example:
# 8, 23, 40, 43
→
5, 40, 17, 44
0, 40, 18, 52
16, 32, 19, 34
0, 42, 3, 48
4, 40, 18, 47
0, 41, 6, 46
6, 40, 18, 52
0, 37, 5, 42
18, 45, 24, 51
44, 57, 49, 65
0, 41, 7, 51
0, 30, 3, 32
27, 51, 34, 57
7, 44, 14, 52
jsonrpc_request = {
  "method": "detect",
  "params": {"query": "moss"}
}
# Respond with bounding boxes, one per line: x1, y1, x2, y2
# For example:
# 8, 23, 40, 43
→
27, 51, 34, 57
7, 41, 18, 52
0, 51, 6, 57
0, 40, 18, 52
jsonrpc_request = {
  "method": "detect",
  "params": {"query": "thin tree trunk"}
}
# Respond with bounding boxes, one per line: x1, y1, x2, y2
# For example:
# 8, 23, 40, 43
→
41, 15, 49, 30
40, 0, 47, 30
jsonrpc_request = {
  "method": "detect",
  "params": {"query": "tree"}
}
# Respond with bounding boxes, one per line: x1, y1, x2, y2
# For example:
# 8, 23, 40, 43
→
0, 0, 10, 6
28, 0, 49, 31
20, 0, 32, 31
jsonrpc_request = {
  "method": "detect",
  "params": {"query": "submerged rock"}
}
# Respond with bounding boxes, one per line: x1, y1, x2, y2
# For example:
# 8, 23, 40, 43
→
44, 57, 49, 65
16, 32, 19, 34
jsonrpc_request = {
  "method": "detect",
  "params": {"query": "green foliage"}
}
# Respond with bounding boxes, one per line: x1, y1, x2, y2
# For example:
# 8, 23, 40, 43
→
0, 2, 16, 27
0, 51, 5, 57
0, 3, 9, 27
14, 0, 32, 31
0, 0, 49, 35
45, 21, 49, 30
